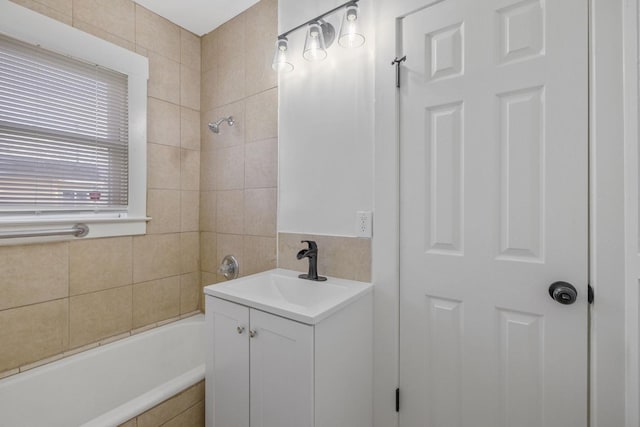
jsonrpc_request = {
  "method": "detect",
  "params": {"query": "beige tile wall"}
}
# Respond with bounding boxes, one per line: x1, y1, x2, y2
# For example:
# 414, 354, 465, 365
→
119, 380, 205, 427
200, 0, 278, 291
1, 0, 202, 375
278, 233, 372, 282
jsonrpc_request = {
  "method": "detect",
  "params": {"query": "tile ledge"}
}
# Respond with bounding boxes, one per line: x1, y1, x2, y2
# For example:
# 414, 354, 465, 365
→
0, 368, 19, 381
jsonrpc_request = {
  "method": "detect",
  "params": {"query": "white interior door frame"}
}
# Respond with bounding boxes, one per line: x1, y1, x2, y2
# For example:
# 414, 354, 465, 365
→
623, 0, 640, 426
372, 2, 444, 426
373, 1, 635, 426
589, 0, 634, 426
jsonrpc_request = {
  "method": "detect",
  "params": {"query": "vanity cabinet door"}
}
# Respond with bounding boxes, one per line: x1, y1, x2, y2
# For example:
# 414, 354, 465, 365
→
206, 297, 250, 427
249, 309, 314, 427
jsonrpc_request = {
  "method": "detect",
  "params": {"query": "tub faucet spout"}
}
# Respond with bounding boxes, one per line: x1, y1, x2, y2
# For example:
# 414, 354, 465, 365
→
296, 240, 327, 281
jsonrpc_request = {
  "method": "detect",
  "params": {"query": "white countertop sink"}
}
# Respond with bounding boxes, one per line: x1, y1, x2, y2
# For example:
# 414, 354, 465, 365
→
204, 268, 372, 324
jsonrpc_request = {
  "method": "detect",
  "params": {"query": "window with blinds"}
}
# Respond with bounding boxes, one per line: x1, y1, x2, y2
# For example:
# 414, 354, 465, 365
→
0, 33, 129, 213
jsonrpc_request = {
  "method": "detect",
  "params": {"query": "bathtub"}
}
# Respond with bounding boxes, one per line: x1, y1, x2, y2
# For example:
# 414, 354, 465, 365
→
0, 314, 205, 427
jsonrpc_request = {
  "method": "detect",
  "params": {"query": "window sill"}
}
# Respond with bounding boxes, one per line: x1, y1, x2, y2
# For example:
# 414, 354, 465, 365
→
0, 216, 149, 246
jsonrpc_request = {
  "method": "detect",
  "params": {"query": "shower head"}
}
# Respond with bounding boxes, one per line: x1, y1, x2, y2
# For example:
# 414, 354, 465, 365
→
208, 116, 235, 134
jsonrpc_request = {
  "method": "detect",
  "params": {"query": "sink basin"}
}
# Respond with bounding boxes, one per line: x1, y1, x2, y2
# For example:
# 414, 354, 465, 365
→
204, 268, 372, 324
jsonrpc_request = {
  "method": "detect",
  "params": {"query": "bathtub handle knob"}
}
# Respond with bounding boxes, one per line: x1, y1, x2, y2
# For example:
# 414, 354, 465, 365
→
249, 329, 257, 338
237, 326, 245, 334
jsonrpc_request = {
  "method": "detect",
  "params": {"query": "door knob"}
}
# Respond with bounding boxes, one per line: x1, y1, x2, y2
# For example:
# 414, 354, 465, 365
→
249, 329, 257, 338
549, 281, 578, 305
237, 326, 245, 334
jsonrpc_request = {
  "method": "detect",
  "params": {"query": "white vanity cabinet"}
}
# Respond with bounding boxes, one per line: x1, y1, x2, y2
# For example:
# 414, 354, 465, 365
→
206, 296, 314, 427
204, 269, 373, 427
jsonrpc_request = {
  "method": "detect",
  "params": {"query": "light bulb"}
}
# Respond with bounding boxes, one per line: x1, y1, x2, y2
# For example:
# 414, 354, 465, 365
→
303, 22, 327, 61
271, 37, 293, 72
338, 4, 365, 48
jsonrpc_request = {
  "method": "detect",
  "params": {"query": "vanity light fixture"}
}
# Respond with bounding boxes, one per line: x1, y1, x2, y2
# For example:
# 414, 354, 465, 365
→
271, 0, 365, 73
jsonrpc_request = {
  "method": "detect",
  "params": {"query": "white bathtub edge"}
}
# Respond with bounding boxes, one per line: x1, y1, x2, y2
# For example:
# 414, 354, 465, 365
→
79, 364, 205, 427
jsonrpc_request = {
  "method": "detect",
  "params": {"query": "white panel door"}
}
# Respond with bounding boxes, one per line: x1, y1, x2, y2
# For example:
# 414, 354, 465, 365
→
249, 309, 314, 427
206, 297, 250, 427
399, 0, 588, 426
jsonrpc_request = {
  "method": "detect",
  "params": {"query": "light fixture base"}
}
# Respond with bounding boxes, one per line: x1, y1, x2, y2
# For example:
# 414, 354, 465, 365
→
319, 20, 336, 48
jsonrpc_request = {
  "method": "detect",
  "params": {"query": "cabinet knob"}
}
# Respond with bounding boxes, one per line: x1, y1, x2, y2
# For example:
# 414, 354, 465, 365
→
249, 329, 257, 338
237, 326, 245, 334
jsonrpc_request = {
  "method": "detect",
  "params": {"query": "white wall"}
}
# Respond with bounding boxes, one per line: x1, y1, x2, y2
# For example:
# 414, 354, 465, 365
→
277, 0, 374, 236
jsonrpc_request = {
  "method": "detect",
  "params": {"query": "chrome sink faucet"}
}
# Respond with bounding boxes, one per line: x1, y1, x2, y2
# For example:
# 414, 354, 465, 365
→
296, 240, 327, 281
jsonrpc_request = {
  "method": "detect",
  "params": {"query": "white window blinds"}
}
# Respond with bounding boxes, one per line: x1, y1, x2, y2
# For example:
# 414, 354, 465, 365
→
0, 33, 129, 212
